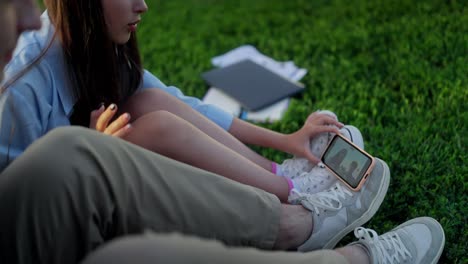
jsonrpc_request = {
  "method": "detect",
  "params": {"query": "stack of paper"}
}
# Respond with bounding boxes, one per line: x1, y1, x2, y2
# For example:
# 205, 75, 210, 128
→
202, 45, 307, 122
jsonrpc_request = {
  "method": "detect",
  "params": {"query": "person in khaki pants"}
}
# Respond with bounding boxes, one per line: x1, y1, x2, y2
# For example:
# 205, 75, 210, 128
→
0, 126, 342, 263
0, 1, 445, 264
0, 127, 445, 264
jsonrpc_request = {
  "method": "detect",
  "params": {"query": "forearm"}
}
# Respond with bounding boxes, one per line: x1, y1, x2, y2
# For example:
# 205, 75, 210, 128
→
229, 113, 343, 163
229, 118, 291, 153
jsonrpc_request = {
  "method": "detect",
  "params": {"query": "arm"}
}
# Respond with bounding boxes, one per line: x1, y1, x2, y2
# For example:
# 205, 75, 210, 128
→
229, 118, 286, 149
229, 113, 343, 163
140, 70, 341, 163
140, 70, 234, 130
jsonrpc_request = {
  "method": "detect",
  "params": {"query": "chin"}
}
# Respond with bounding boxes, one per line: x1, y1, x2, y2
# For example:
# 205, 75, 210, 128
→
114, 34, 132, 45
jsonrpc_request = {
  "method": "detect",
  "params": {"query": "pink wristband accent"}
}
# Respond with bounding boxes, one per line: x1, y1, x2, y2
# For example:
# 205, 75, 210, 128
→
286, 178, 294, 192
271, 162, 278, 174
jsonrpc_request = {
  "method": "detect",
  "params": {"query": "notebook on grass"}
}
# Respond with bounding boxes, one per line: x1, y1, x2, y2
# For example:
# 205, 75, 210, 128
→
201, 59, 304, 111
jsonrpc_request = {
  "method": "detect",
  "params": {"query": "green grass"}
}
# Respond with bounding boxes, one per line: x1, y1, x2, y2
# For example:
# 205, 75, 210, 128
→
139, 0, 467, 262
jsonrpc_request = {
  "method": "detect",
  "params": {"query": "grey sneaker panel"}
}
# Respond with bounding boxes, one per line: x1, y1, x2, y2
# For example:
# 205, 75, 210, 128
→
353, 217, 445, 264
391, 217, 445, 264
298, 158, 390, 251
359, 159, 389, 213
323, 159, 390, 249
298, 201, 345, 250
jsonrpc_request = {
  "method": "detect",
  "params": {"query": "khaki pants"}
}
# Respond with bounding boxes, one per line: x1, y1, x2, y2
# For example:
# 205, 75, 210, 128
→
82, 232, 347, 264
0, 127, 347, 264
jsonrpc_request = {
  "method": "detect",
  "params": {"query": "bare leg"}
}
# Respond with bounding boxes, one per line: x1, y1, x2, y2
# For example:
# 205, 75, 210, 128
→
125, 110, 290, 202
121, 89, 272, 170
278, 209, 370, 262
336, 246, 371, 264
273, 204, 313, 250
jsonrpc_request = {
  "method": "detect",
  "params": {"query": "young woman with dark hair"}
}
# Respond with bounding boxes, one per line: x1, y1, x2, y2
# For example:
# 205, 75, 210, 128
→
43, 0, 144, 127
0, 0, 366, 203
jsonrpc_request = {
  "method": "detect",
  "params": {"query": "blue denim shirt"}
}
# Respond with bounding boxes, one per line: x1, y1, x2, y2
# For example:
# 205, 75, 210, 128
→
0, 12, 233, 171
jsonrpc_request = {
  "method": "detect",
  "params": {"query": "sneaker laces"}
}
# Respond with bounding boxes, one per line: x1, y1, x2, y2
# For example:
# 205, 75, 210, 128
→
290, 182, 353, 215
354, 227, 412, 264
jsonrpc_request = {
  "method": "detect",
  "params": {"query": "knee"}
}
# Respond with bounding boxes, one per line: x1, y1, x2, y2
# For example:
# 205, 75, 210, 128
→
124, 89, 174, 117
31, 127, 99, 168
41, 126, 93, 149
0, 127, 98, 197
135, 89, 172, 105
136, 110, 188, 139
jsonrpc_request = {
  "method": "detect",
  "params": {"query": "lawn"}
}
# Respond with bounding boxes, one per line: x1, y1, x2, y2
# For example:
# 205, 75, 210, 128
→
138, 0, 467, 262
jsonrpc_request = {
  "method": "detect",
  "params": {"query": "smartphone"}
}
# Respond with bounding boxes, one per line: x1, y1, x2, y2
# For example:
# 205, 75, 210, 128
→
321, 134, 375, 191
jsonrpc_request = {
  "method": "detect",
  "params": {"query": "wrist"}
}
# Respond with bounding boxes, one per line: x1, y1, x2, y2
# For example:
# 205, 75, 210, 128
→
267, 132, 292, 154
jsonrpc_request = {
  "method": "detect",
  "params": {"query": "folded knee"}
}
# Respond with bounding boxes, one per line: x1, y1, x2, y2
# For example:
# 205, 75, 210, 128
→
0, 127, 99, 197
134, 110, 187, 138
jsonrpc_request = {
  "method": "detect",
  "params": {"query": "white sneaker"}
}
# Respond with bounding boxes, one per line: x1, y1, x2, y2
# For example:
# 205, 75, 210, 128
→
339, 125, 364, 150
279, 124, 364, 195
294, 158, 390, 251
291, 164, 336, 195
351, 217, 445, 264
279, 158, 314, 179
309, 110, 338, 156
278, 125, 364, 180
290, 124, 364, 194
310, 124, 364, 157
277, 110, 337, 179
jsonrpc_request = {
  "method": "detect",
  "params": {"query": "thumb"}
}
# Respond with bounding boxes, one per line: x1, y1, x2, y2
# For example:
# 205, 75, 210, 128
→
304, 149, 321, 165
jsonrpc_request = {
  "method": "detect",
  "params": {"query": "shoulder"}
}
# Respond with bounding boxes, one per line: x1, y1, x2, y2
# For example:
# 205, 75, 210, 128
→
142, 69, 168, 89
4, 12, 62, 84
9, 11, 59, 70
3, 52, 58, 107
2, 12, 73, 111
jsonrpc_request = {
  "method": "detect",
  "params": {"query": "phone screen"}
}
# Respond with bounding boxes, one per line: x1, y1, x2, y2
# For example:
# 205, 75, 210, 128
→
322, 135, 373, 189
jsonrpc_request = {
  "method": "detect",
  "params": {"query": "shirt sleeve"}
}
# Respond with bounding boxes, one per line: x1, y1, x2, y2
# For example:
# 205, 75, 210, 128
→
0, 75, 52, 170
140, 70, 234, 131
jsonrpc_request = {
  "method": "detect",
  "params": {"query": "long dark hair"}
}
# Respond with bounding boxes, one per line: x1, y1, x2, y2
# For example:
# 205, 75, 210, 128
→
45, 0, 143, 126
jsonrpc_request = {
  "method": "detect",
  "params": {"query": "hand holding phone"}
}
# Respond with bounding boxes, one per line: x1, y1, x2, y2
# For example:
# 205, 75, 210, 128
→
321, 134, 375, 191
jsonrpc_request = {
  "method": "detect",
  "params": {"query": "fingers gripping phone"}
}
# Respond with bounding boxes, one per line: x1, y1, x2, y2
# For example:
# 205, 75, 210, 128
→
321, 134, 375, 191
